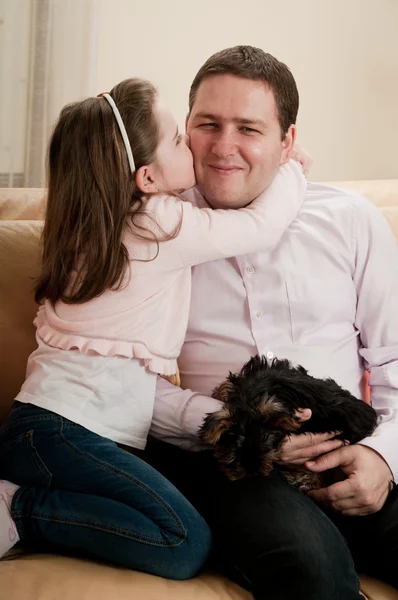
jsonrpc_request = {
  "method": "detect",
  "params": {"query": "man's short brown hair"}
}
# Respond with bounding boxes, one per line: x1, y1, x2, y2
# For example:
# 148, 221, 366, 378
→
189, 45, 299, 137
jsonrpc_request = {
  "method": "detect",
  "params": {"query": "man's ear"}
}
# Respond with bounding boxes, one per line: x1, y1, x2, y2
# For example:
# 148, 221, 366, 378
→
135, 164, 159, 194
280, 124, 297, 165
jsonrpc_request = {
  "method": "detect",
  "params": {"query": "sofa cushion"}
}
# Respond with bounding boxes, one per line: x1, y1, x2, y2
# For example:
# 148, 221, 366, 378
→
0, 220, 42, 421
0, 554, 251, 600
0, 188, 46, 220
327, 179, 398, 238
1, 553, 397, 599
360, 576, 398, 600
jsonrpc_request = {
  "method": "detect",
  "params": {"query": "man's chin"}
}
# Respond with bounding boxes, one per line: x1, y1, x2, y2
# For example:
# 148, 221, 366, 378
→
203, 195, 251, 210
198, 185, 251, 210
209, 200, 249, 209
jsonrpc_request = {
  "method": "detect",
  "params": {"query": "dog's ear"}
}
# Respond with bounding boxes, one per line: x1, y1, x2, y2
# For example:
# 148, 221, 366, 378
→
199, 408, 233, 445
212, 379, 235, 403
272, 414, 302, 432
256, 395, 302, 432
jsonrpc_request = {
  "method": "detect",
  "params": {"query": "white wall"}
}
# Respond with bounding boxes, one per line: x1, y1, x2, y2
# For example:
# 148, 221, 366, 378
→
0, 0, 100, 185
94, 0, 398, 182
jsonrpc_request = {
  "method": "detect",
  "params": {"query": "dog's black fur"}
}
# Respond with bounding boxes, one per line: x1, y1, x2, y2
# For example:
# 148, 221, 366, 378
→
199, 355, 378, 491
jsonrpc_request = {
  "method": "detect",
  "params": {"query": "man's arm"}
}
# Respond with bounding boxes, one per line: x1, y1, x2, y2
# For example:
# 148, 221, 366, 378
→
306, 195, 398, 514
149, 376, 222, 450
353, 196, 398, 478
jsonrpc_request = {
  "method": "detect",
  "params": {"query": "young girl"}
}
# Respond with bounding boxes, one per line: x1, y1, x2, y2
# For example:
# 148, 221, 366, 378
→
0, 78, 306, 577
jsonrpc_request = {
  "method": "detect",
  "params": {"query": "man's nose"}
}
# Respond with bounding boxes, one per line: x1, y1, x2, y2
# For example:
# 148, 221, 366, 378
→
211, 130, 238, 158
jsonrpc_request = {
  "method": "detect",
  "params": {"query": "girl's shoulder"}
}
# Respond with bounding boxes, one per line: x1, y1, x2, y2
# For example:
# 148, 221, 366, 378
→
131, 193, 187, 239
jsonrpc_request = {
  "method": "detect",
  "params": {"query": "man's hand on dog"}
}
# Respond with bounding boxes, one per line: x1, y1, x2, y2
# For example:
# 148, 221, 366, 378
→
276, 408, 345, 466
305, 445, 394, 516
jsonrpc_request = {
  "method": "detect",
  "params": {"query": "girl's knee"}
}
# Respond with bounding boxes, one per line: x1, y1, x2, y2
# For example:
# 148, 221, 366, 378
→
122, 520, 212, 580
168, 520, 212, 580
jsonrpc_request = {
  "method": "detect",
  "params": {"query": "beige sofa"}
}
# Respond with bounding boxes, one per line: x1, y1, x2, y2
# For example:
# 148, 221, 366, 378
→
1, 184, 398, 600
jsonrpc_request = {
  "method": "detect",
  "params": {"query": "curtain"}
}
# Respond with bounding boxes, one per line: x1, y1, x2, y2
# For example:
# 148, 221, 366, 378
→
0, 0, 100, 187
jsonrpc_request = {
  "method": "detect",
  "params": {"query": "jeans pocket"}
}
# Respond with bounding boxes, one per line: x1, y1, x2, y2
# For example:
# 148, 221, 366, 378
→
0, 429, 52, 488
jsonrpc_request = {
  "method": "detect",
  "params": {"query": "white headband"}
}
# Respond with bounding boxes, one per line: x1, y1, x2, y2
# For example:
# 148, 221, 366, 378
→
102, 93, 136, 173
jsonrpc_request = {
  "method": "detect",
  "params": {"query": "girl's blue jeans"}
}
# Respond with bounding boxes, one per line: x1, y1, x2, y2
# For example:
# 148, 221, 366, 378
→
0, 401, 211, 579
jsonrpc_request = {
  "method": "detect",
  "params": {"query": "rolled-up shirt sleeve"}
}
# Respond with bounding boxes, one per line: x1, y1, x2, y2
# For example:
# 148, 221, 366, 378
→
353, 198, 398, 479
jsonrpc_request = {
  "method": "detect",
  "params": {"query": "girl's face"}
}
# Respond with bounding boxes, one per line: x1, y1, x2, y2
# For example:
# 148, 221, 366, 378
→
151, 102, 196, 193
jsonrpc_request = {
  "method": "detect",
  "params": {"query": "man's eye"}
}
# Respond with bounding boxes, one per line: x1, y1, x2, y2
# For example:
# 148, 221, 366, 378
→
199, 123, 217, 129
241, 127, 258, 134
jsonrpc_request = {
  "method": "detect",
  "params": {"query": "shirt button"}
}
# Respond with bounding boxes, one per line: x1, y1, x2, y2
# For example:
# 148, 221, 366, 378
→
266, 351, 274, 360
256, 311, 264, 319
246, 266, 255, 274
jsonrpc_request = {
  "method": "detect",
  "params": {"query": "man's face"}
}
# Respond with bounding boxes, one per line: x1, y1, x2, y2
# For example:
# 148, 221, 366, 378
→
186, 74, 295, 208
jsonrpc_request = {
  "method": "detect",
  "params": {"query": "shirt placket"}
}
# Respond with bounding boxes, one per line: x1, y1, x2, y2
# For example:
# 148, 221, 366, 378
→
236, 255, 276, 361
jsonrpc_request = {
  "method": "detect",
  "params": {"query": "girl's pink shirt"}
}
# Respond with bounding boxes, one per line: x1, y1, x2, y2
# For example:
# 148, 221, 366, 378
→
35, 161, 306, 375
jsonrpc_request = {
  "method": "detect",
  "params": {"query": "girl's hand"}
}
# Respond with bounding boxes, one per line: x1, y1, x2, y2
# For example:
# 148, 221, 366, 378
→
291, 144, 313, 177
160, 369, 181, 387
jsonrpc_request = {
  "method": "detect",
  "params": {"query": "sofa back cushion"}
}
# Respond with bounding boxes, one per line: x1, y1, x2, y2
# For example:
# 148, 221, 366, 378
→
0, 220, 42, 421
0, 188, 46, 220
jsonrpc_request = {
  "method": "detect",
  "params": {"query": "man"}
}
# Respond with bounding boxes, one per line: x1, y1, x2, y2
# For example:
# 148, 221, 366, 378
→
146, 46, 398, 599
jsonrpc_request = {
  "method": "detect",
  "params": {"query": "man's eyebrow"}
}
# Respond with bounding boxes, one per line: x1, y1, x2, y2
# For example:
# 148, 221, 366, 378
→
193, 113, 218, 121
193, 113, 267, 127
237, 118, 267, 128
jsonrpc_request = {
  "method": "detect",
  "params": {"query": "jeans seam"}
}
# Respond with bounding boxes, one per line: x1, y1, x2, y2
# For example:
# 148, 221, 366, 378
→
10, 487, 26, 540
57, 418, 187, 542
0, 413, 61, 437
25, 430, 53, 487
12, 510, 181, 547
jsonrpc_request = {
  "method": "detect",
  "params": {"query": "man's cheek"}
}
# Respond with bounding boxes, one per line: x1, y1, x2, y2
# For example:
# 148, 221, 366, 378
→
189, 131, 207, 156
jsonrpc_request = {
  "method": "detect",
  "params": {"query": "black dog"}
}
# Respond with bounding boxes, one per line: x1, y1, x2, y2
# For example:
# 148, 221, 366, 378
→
199, 355, 378, 492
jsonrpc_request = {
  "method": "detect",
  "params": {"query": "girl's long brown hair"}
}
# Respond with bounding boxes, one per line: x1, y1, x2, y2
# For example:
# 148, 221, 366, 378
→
35, 78, 160, 304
